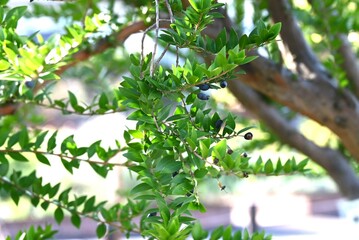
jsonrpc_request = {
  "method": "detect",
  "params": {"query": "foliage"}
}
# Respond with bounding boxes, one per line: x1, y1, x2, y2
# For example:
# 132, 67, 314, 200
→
0, 0, 309, 239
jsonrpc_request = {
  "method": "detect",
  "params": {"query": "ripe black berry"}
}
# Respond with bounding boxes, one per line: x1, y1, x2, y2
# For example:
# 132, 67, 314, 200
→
25, 81, 35, 88
214, 119, 223, 129
198, 83, 210, 91
220, 81, 227, 88
227, 149, 233, 155
241, 152, 248, 158
172, 171, 179, 178
213, 158, 219, 165
197, 92, 209, 100
244, 132, 253, 140
148, 212, 157, 217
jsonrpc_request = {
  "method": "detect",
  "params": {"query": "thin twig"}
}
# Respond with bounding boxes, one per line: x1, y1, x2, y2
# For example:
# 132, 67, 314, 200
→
150, 0, 161, 76
176, 46, 179, 67
154, 44, 170, 69
140, 23, 156, 78
0, 149, 128, 167
165, 0, 175, 23
14, 99, 123, 116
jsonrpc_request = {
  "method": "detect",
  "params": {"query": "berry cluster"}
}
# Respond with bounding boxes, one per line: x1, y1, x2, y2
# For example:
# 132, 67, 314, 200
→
196, 80, 228, 100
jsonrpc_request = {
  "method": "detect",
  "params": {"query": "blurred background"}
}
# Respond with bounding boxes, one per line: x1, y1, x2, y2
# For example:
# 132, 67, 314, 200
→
1, 0, 359, 239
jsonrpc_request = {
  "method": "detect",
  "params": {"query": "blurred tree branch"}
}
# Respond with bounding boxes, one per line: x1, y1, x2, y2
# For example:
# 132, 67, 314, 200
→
337, 34, 359, 97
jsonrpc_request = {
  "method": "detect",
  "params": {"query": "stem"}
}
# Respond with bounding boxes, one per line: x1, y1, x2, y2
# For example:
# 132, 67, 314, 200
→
150, 0, 161, 76
0, 148, 128, 167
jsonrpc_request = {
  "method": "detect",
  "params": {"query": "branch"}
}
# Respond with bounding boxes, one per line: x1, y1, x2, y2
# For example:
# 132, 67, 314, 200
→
228, 80, 359, 199
56, 21, 148, 75
267, 0, 330, 81
0, 175, 139, 234
0, 148, 128, 168
0, 21, 149, 117
238, 54, 359, 163
337, 34, 359, 97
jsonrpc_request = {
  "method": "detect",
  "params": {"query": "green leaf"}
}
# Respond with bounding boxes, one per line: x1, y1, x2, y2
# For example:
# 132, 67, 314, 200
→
83, 196, 96, 213
54, 207, 64, 224
131, 183, 153, 195
268, 22, 282, 39
89, 163, 108, 178
157, 104, 173, 122
223, 225, 232, 240
210, 226, 224, 240
275, 159, 283, 174
213, 139, 227, 160
47, 131, 58, 152
61, 159, 74, 174
240, 55, 258, 65
41, 201, 50, 210
98, 93, 109, 109
96, 223, 107, 238
71, 213, 81, 228
68, 91, 78, 110
87, 140, 101, 158
36, 153, 50, 166
283, 159, 292, 173
127, 110, 154, 123
223, 113, 235, 135
233, 230, 242, 239
123, 150, 143, 162
227, 28, 239, 49
192, 221, 208, 240
0, 129, 10, 147
0, 59, 10, 70
0, 155, 9, 176
194, 168, 208, 178
18, 129, 29, 149
8, 152, 28, 162
199, 140, 209, 159
7, 132, 20, 149
167, 114, 188, 122
61, 135, 76, 153
253, 157, 263, 174
264, 160, 274, 174
155, 158, 182, 174
34, 131, 48, 149
296, 158, 309, 171
10, 190, 20, 205
4, 6, 27, 28
188, 0, 200, 12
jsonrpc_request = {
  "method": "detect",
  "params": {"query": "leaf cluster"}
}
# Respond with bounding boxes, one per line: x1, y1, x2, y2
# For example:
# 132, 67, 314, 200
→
0, 1, 308, 239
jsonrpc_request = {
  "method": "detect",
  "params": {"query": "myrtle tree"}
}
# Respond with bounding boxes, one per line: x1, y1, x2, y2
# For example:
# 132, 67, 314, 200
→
1, 0, 356, 239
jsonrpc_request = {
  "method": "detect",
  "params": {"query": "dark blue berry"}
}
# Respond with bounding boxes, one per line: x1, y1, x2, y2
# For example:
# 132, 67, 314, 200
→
172, 171, 179, 178
215, 119, 223, 129
148, 212, 157, 217
197, 92, 209, 100
244, 132, 253, 140
25, 81, 35, 88
220, 81, 227, 88
198, 83, 210, 91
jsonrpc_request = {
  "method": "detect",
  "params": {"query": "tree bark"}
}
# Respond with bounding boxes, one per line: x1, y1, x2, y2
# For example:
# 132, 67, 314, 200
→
228, 80, 359, 199
237, 55, 359, 163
